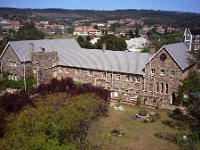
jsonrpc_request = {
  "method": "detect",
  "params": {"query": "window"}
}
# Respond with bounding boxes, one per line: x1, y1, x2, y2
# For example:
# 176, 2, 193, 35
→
14, 74, 17, 81
59, 68, 62, 73
13, 62, 17, 67
89, 70, 93, 76
116, 74, 120, 80
33, 68, 37, 74
132, 76, 135, 82
53, 70, 57, 77
110, 73, 113, 79
8, 74, 11, 80
156, 82, 159, 93
102, 73, 106, 79
166, 83, 168, 94
65, 68, 69, 73
160, 53, 167, 61
151, 69, 156, 74
171, 70, 176, 77
160, 69, 165, 76
125, 75, 130, 81
136, 77, 140, 83
161, 83, 164, 93
76, 69, 81, 75
10, 74, 14, 80
194, 44, 199, 50
10, 61, 13, 66
52, 61, 57, 67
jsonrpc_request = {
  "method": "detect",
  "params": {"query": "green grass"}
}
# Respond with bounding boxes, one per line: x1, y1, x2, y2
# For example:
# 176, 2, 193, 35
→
87, 104, 180, 150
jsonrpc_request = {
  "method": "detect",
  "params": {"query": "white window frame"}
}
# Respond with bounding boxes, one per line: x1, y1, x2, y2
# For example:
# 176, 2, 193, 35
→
14, 74, 18, 81
116, 74, 120, 80
132, 76, 135, 82
89, 70, 93, 76
59, 68, 63, 73
13, 62, 17, 67
110, 73, 113, 79
171, 70, 176, 77
65, 68, 69, 74
160, 69, 165, 76
102, 72, 106, 79
125, 75, 130, 81
151, 69, 156, 74
76, 69, 81, 75
136, 77, 140, 83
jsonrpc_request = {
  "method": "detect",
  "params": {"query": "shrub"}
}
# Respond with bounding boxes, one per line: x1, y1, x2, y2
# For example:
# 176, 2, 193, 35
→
138, 107, 148, 116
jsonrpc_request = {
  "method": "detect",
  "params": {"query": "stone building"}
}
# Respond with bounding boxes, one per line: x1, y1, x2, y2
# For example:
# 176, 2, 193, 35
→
184, 28, 200, 51
0, 39, 197, 108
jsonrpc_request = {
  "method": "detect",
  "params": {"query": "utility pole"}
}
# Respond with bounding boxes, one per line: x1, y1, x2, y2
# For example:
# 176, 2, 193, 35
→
24, 58, 26, 91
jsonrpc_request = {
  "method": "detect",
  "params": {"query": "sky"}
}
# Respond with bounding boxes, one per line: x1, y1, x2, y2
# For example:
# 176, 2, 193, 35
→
0, 0, 200, 13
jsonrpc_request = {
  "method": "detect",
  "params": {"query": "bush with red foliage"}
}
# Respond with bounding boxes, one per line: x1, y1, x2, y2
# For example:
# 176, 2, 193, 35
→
0, 91, 34, 113
34, 77, 110, 101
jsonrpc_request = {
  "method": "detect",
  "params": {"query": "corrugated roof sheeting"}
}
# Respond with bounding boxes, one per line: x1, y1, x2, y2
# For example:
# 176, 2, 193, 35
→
165, 42, 190, 70
10, 39, 152, 75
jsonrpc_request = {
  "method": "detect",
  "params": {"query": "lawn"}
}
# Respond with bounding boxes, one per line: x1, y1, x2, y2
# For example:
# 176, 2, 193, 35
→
87, 103, 180, 150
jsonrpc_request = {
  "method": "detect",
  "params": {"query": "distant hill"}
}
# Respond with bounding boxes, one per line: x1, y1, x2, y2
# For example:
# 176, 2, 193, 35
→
0, 8, 200, 28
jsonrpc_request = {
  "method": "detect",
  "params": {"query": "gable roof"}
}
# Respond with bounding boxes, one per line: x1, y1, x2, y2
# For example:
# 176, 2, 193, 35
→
1, 38, 152, 75
145, 42, 191, 71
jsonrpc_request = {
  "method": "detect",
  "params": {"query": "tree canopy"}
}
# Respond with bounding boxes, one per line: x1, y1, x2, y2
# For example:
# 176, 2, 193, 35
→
0, 92, 108, 149
14, 23, 44, 40
96, 34, 127, 51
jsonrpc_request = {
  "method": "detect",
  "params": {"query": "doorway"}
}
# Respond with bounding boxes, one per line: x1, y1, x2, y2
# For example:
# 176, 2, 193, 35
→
170, 93, 176, 105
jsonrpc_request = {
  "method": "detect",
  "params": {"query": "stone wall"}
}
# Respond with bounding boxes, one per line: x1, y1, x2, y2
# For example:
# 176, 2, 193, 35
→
49, 66, 145, 100
32, 50, 58, 85
144, 48, 196, 107
0, 45, 32, 80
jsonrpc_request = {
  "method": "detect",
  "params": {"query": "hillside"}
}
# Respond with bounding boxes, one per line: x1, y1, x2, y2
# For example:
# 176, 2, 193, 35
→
0, 8, 200, 28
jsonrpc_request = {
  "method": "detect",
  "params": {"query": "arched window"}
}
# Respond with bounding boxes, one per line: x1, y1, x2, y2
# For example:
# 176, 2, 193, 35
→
166, 83, 168, 94
156, 82, 159, 93
161, 83, 164, 93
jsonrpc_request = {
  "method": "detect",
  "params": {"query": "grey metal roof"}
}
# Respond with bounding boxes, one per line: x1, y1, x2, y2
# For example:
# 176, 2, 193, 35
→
7, 39, 152, 75
164, 42, 190, 70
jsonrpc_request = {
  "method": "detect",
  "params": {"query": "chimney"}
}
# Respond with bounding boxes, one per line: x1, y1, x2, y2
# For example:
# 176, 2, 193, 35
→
102, 43, 106, 52
29, 43, 34, 60
42, 48, 45, 52
149, 46, 156, 55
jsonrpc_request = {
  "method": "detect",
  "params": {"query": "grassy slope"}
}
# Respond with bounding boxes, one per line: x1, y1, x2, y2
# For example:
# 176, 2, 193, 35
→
88, 104, 180, 150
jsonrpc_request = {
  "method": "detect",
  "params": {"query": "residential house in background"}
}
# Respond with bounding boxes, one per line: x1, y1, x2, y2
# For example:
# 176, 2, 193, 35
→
125, 37, 148, 52
73, 26, 102, 36
184, 28, 200, 51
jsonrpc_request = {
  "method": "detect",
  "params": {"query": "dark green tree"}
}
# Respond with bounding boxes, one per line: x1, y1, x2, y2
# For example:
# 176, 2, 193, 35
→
77, 36, 94, 49
14, 23, 44, 40
128, 30, 134, 38
96, 34, 127, 51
